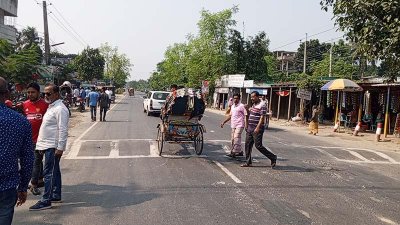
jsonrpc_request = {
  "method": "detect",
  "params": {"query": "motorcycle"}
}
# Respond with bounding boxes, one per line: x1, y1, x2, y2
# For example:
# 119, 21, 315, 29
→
77, 97, 85, 112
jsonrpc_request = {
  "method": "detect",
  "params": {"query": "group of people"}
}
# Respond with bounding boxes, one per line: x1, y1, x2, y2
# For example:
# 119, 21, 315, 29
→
87, 87, 110, 122
220, 91, 277, 168
0, 76, 70, 225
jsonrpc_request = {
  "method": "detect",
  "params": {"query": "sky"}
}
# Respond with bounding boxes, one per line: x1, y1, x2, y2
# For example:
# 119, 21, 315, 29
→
16, 0, 343, 81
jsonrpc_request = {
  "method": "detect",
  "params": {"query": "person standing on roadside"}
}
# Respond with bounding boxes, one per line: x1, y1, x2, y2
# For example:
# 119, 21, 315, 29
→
88, 87, 99, 122
220, 93, 246, 157
23, 83, 49, 196
99, 88, 109, 122
308, 105, 320, 135
242, 91, 277, 168
0, 77, 34, 224
29, 84, 69, 211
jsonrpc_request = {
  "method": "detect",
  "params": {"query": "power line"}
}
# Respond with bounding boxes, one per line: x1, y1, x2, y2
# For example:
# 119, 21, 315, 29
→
47, 0, 88, 46
48, 12, 85, 47
271, 27, 337, 51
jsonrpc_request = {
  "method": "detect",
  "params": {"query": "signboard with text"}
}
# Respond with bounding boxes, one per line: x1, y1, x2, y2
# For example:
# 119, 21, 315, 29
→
297, 89, 312, 100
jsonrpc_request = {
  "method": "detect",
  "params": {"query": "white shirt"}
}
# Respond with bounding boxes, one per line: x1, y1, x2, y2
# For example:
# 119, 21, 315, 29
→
36, 99, 69, 151
73, 88, 79, 97
105, 90, 112, 99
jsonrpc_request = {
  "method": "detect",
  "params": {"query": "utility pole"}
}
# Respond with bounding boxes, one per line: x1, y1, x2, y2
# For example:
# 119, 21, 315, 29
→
303, 33, 307, 74
329, 42, 333, 77
43, 1, 50, 65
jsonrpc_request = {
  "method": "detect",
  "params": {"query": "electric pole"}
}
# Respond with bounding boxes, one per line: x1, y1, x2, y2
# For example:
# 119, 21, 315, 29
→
43, 1, 50, 65
303, 33, 307, 74
329, 42, 333, 77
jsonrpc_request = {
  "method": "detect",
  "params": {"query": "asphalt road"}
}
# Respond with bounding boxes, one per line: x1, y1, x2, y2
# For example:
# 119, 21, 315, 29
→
14, 93, 400, 225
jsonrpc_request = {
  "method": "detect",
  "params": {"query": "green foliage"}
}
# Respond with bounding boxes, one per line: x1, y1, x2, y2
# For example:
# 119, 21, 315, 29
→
73, 47, 105, 82
244, 32, 270, 82
295, 73, 325, 92
294, 39, 331, 74
100, 43, 133, 88
149, 7, 238, 89
321, 0, 400, 81
0, 39, 41, 84
127, 79, 150, 91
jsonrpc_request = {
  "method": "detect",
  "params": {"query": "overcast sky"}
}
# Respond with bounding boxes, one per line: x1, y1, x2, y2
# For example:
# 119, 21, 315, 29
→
16, 0, 343, 81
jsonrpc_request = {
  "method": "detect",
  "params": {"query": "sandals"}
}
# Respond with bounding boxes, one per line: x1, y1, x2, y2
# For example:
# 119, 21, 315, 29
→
240, 163, 252, 167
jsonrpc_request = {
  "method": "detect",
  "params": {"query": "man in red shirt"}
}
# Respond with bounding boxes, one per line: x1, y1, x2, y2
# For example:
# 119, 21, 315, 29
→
23, 83, 48, 195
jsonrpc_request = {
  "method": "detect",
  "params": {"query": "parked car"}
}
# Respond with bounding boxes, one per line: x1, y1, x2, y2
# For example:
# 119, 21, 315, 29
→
143, 91, 170, 116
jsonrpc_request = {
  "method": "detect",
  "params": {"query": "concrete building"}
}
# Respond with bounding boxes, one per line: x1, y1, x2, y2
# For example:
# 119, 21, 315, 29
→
0, 0, 18, 44
273, 50, 297, 75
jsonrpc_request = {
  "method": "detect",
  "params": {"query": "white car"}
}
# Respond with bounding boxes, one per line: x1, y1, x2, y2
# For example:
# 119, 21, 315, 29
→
143, 91, 170, 116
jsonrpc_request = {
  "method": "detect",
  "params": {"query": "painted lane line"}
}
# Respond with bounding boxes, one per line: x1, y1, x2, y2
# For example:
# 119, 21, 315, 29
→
66, 155, 208, 160
82, 138, 153, 142
214, 161, 242, 184
377, 216, 398, 225
373, 152, 398, 163
346, 148, 398, 163
109, 141, 119, 157
337, 159, 400, 165
347, 150, 371, 162
65, 141, 82, 159
66, 96, 126, 158
149, 141, 160, 157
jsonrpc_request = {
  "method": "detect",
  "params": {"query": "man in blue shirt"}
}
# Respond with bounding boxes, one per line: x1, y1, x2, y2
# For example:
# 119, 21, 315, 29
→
88, 87, 99, 122
0, 77, 34, 225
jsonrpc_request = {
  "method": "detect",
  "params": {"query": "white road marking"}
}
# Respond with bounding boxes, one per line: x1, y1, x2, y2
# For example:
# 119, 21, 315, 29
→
223, 145, 231, 154
65, 96, 126, 159
347, 150, 371, 162
149, 141, 160, 157
82, 139, 153, 142
65, 141, 82, 159
337, 159, 400, 165
377, 216, 398, 225
214, 161, 243, 184
297, 209, 311, 219
109, 141, 119, 157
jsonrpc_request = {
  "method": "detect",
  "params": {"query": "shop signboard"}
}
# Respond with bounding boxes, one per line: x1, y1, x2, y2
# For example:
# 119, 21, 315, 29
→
297, 89, 312, 100
216, 88, 229, 94
227, 74, 245, 87
243, 80, 254, 88
246, 88, 268, 95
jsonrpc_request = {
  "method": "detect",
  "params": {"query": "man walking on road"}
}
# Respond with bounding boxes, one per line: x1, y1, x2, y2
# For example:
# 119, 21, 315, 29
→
23, 83, 49, 196
220, 93, 246, 157
29, 84, 69, 211
88, 87, 99, 122
99, 88, 110, 122
242, 91, 277, 168
0, 77, 34, 225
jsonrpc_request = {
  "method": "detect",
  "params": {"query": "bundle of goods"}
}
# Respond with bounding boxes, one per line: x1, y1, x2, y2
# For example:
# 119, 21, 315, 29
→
164, 88, 205, 120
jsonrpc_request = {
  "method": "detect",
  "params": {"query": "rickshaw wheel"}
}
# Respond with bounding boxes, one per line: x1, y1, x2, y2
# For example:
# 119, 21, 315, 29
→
157, 127, 164, 156
193, 129, 203, 155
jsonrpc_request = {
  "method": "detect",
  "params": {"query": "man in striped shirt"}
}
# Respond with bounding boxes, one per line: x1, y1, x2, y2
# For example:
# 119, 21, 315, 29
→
242, 91, 277, 168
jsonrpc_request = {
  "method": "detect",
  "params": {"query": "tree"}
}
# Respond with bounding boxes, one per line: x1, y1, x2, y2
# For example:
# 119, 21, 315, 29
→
244, 31, 270, 81
321, 0, 400, 81
226, 29, 245, 74
15, 26, 43, 63
100, 43, 132, 87
294, 39, 331, 74
127, 79, 150, 91
0, 39, 41, 84
73, 47, 105, 82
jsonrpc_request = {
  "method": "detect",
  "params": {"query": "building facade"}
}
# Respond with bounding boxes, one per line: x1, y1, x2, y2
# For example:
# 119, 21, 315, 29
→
0, 0, 18, 44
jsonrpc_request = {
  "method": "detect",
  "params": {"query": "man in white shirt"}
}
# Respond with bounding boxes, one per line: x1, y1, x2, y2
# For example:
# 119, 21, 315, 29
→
29, 84, 69, 211
73, 87, 79, 105
105, 88, 112, 108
